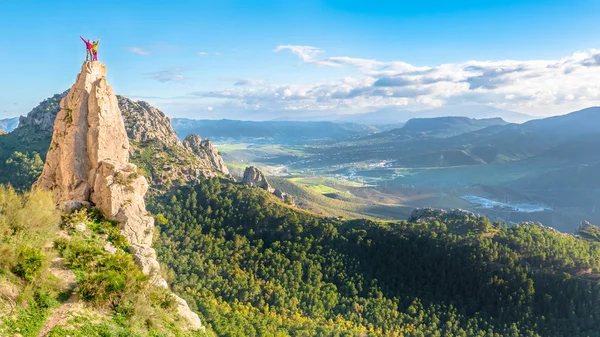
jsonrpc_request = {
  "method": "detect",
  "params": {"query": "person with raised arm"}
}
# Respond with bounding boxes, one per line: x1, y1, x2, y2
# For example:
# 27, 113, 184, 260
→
80, 36, 93, 62
92, 39, 100, 61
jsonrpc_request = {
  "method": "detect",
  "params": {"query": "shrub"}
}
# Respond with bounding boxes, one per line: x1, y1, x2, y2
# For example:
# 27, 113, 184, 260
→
12, 245, 43, 282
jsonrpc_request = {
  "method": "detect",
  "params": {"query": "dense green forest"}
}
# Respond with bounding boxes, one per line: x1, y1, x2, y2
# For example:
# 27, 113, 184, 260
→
149, 178, 600, 337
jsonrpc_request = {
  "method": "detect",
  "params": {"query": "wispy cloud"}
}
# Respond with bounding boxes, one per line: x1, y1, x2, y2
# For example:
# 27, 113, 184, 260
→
233, 79, 265, 86
149, 67, 187, 83
274, 45, 324, 62
215, 52, 221, 56
127, 47, 150, 56
197, 52, 208, 56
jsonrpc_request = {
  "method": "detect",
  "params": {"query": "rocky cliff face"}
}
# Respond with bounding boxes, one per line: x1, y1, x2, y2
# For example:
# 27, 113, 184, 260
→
242, 166, 294, 204
243, 166, 275, 192
18, 92, 67, 138
35, 62, 203, 331
118, 96, 181, 148
117, 95, 231, 189
183, 134, 230, 176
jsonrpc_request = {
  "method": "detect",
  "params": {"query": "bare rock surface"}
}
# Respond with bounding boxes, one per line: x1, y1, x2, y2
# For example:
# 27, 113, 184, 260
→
242, 166, 274, 193
243, 166, 294, 204
35, 61, 203, 331
183, 134, 231, 176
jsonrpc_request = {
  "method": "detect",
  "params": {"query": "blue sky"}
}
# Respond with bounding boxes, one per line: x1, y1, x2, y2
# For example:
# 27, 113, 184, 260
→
1, 0, 600, 120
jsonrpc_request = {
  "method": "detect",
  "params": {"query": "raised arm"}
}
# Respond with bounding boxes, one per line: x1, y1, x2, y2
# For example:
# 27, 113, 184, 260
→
97, 38, 100, 45
80, 36, 87, 43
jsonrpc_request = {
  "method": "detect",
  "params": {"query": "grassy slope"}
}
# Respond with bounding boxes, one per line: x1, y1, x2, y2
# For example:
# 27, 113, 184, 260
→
269, 176, 414, 220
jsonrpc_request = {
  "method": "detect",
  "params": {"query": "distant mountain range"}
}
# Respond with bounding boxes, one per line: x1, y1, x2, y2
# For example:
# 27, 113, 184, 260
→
374, 117, 508, 139
310, 106, 600, 169
171, 119, 384, 144
274, 105, 535, 124
0, 117, 19, 132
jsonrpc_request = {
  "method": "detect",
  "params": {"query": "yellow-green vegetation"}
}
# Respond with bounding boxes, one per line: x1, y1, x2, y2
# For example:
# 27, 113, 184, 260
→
269, 176, 367, 219
0, 186, 208, 336
270, 176, 412, 220
288, 177, 355, 197
223, 161, 248, 170
0, 186, 61, 336
213, 143, 250, 152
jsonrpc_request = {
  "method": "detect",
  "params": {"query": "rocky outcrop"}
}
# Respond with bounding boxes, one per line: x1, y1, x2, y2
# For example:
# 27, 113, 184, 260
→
118, 96, 181, 148
35, 62, 203, 331
117, 96, 231, 189
579, 220, 596, 231
0, 130, 6, 135
17, 92, 67, 139
242, 166, 294, 204
183, 134, 230, 176
273, 188, 294, 205
8, 91, 231, 191
243, 166, 274, 193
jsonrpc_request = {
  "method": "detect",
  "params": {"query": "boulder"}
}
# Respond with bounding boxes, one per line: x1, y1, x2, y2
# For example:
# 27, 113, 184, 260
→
90, 159, 154, 246
103, 242, 118, 255
74, 222, 86, 232
274, 189, 294, 205
242, 166, 274, 193
173, 294, 205, 331
61, 200, 90, 213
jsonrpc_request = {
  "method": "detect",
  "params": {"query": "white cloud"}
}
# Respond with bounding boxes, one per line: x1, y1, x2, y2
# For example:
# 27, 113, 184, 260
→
128, 47, 150, 56
187, 47, 600, 116
198, 52, 208, 56
215, 52, 221, 56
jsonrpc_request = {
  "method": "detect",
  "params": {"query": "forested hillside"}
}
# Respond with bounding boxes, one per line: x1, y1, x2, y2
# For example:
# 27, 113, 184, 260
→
149, 178, 600, 337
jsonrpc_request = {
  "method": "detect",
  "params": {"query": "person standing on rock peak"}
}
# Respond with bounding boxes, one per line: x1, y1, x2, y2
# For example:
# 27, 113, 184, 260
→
92, 39, 100, 61
80, 36, 93, 61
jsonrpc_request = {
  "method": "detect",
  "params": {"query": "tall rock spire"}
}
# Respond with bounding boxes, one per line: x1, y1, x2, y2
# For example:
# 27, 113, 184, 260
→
36, 62, 129, 202
35, 61, 203, 331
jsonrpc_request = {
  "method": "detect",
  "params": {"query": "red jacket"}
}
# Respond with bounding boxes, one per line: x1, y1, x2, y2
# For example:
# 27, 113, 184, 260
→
80, 36, 92, 49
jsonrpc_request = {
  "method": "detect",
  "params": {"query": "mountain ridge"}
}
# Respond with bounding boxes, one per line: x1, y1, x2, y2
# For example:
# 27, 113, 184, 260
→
273, 104, 534, 124
0, 117, 19, 132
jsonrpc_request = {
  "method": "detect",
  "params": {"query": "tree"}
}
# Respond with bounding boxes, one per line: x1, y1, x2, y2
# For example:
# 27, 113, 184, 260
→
4, 151, 43, 190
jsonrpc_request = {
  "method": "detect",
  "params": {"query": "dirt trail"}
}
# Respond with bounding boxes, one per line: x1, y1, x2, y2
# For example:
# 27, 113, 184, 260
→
37, 293, 79, 337
37, 254, 79, 336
